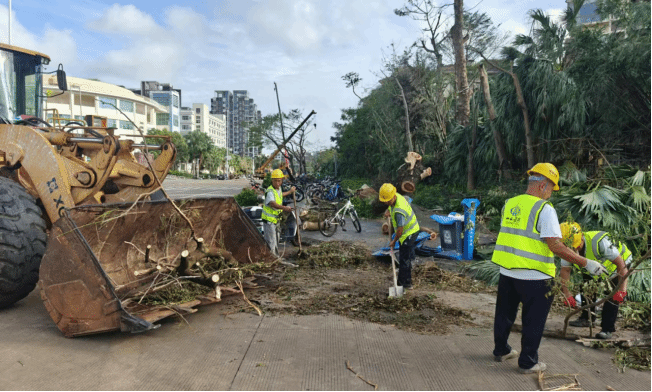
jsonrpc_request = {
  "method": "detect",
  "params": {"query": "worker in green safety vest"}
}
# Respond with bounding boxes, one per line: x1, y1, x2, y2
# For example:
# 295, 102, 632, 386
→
490, 163, 607, 374
379, 183, 420, 289
262, 169, 295, 257
559, 222, 631, 339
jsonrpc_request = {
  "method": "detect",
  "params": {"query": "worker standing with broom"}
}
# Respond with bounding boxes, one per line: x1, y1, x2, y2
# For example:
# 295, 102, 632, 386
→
262, 169, 295, 257
491, 163, 607, 374
379, 183, 420, 290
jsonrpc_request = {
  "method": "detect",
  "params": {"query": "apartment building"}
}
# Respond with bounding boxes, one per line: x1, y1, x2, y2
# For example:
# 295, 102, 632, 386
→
180, 104, 227, 148
210, 90, 262, 157
42, 75, 169, 139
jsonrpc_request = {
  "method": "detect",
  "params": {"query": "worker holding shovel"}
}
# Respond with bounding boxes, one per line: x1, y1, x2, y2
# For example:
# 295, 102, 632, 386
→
379, 183, 420, 290
559, 222, 631, 339
491, 163, 607, 374
262, 169, 295, 257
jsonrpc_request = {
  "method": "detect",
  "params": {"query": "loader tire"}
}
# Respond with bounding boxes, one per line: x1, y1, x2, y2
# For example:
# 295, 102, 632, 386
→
0, 177, 47, 309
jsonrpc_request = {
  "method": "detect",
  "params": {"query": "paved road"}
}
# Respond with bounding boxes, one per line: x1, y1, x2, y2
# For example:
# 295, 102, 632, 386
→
1, 178, 649, 390
161, 176, 252, 199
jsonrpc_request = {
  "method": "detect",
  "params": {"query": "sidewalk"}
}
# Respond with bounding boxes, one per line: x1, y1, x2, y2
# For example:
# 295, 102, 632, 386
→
1, 292, 649, 390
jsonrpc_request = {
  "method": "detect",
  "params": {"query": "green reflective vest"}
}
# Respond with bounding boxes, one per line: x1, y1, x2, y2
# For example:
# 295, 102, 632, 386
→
390, 194, 420, 245
492, 194, 556, 277
578, 231, 632, 275
262, 186, 283, 224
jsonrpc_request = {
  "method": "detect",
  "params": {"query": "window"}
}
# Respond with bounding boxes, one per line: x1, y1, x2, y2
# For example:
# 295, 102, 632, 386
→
196, 108, 200, 114
182, 115, 190, 121
182, 125, 190, 130
196, 118, 201, 124
99, 96, 117, 109
107, 119, 117, 128
172, 95, 179, 108
119, 100, 134, 112
156, 113, 169, 126
120, 120, 133, 130
152, 93, 170, 107
173, 115, 179, 127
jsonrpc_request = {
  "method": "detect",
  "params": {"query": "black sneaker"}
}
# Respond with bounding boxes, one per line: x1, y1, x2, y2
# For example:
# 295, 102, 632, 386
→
569, 318, 594, 328
595, 331, 612, 339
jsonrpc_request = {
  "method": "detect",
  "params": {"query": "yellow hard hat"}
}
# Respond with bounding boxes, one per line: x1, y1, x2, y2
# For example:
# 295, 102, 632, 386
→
379, 183, 397, 202
271, 169, 284, 179
528, 163, 560, 191
560, 222, 583, 249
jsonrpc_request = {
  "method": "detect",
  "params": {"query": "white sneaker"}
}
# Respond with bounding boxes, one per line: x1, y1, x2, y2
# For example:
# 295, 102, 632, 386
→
494, 349, 518, 362
519, 362, 546, 374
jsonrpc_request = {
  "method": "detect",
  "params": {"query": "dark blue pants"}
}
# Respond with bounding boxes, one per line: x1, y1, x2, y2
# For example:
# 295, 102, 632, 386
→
493, 274, 553, 370
397, 232, 418, 286
578, 273, 620, 332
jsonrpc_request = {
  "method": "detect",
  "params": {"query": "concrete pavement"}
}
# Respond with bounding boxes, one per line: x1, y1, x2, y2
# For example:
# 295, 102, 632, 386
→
1, 289, 649, 390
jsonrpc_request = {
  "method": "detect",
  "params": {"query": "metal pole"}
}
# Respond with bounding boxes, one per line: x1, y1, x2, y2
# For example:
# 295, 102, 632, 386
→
8, 0, 12, 45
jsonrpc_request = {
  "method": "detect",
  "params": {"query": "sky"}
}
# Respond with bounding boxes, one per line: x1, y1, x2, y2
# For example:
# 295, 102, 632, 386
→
0, 0, 565, 151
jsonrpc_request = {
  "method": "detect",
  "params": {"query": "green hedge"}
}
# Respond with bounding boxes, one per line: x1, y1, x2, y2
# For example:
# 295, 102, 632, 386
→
169, 170, 193, 178
234, 189, 259, 207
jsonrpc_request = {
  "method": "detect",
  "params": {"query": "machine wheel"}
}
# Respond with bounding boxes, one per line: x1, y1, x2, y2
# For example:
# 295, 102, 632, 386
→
0, 177, 47, 308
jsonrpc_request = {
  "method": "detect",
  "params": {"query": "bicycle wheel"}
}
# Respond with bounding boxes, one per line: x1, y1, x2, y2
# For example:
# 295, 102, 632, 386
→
294, 187, 305, 203
311, 190, 322, 205
318, 212, 338, 237
350, 210, 362, 233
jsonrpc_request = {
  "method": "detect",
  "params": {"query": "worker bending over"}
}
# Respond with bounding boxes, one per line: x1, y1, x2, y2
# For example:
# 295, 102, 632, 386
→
559, 223, 631, 339
491, 163, 607, 374
379, 183, 420, 289
262, 169, 295, 257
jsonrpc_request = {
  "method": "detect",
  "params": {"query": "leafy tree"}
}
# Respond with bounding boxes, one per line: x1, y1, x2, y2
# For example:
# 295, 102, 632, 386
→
146, 128, 189, 164
184, 130, 214, 176
203, 147, 226, 174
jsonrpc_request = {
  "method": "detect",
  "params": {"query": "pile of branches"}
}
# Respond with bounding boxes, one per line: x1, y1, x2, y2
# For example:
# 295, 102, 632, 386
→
116, 239, 272, 307
298, 241, 372, 268
413, 263, 493, 293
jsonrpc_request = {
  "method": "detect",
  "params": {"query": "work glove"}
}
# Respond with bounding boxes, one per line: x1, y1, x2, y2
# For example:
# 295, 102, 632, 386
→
613, 291, 627, 303
563, 296, 577, 308
584, 259, 608, 276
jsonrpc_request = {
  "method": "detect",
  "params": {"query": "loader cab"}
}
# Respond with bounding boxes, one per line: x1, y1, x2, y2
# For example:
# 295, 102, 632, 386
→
0, 43, 64, 123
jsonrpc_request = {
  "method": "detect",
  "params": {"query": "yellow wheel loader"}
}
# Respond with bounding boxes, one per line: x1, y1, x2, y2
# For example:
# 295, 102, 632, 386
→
0, 44, 274, 337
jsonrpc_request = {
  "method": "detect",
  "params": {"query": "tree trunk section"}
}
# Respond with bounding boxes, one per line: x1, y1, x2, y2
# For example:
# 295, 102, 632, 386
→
510, 69, 535, 168
467, 118, 477, 191
479, 63, 511, 179
452, 0, 470, 127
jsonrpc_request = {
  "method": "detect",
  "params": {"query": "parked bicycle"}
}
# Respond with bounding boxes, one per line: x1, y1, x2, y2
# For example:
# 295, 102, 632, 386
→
318, 199, 362, 237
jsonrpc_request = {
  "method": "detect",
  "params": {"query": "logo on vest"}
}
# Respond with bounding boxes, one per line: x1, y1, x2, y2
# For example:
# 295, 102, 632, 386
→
506, 204, 522, 226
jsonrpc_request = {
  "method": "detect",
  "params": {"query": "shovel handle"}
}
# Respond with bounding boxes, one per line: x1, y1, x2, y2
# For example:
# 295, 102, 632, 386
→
293, 192, 302, 252
387, 216, 399, 289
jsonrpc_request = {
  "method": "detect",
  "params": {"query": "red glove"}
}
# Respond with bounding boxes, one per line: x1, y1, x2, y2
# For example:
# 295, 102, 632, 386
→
563, 296, 577, 308
613, 291, 627, 303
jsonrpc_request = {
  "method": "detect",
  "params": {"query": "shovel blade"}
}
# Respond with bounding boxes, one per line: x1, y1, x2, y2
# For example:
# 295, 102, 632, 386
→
389, 285, 404, 297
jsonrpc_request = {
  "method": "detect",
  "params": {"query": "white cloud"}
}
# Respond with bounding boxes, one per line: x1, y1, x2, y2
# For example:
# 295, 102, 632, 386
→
87, 4, 160, 36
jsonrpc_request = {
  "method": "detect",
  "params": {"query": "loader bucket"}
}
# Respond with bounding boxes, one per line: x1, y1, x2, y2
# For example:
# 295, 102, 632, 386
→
39, 197, 274, 337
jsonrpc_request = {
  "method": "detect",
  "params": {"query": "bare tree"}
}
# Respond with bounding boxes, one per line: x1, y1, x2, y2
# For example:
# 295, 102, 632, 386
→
395, 0, 450, 68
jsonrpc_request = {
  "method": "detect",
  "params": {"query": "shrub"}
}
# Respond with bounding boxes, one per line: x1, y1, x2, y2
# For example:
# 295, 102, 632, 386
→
169, 170, 193, 179
234, 189, 259, 207
351, 196, 380, 219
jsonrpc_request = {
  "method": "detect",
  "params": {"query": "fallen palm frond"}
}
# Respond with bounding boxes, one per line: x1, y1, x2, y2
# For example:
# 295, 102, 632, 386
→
414, 263, 492, 293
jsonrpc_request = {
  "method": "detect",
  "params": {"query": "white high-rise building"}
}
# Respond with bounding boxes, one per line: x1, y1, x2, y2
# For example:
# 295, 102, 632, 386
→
180, 104, 226, 148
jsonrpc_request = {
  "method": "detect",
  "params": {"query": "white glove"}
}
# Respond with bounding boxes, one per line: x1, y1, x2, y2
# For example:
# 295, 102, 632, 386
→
584, 259, 607, 276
